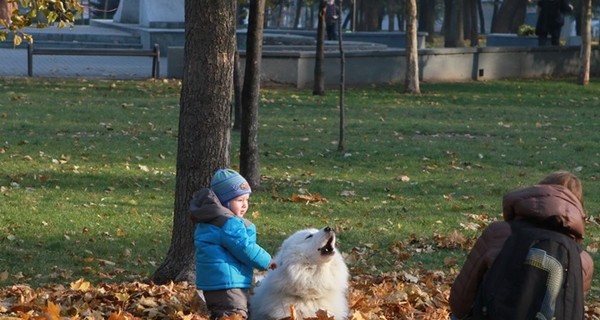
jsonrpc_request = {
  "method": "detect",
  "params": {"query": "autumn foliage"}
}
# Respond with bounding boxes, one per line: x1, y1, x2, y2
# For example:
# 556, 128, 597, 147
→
0, 272, 450, 320
1, 270, 600, 319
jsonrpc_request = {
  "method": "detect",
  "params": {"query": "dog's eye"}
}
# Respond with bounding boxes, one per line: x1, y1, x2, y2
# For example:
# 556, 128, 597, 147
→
305, 234, 313, 239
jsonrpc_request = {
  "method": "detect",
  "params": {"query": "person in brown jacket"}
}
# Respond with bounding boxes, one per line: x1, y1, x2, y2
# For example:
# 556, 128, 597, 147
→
449, 171, 594, 319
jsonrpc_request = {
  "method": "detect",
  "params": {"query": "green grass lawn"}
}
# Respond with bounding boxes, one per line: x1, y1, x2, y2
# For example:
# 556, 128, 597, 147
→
0, 78, 598, 301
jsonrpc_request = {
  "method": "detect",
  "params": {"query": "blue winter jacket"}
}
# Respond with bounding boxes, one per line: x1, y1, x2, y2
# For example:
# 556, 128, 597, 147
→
190, 188, 272, 291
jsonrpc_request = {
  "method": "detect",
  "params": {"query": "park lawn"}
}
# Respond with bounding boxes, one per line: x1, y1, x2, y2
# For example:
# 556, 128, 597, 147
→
0, 77, 599, 303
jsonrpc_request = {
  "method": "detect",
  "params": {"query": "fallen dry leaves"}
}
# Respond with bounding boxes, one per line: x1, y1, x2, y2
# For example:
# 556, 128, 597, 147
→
0, 280, 207, 320
1, 272, 599, 320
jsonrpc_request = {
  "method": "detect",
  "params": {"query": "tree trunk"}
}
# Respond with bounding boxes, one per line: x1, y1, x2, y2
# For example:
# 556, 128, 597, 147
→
337, 9, 345, 152
342, 3, 353, 30
396, 11, 405, 31
386, 0, 398, 31
233, 50, 242, 131
405, 0, 420, 94
309, 3, 316, 30
360, 0, 381, 31
491, 0, 526, 33
442, 0, 452, 35
0, 0, 17, 23
463, 0, 471, 41
418, 0, 436, 43
275, 4, 284, 27
294, 0, 304, 29
477, 0, 485, 34
445, 0, 464, 47
467, 0, 479, 46
355, 0, 363, 30
313, 0, 326, 95
240, 0, 265, 188
491, 0, 500, 29
578, 0, 592, 85
233, 1, 242, 131
150, 0, 235, 285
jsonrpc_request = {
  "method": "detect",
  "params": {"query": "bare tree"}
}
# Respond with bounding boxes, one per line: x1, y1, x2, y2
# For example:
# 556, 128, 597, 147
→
150, 0, 235, 284
313, 0, 326, 95
578, 0, 592, 85
405, 0, 420, 94
337, 7, 346, 152
240, 0, 265, 188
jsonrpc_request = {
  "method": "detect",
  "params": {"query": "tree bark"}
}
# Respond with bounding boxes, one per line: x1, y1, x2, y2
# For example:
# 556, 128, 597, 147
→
491, 0, 500, 29
418, 0, 436, 43
294, 0, 304, 29
445, 0, 465, 47
342, 3, 353, 30
405, 0, 420, 94
396, 11, 405, 31
313, 0, 326, 95
578, 0, 592, 85
490, 0, 526, 33
0, 0, 17, 23
233, 50, 242, 131
467, 0, 479, 46
477, 0, 485, 34
442, 0, 452, 35
337, 9, 345, 152
385, 0, 397, 31
150, 0, 235, 285
240, 0, 265, 188
359, 0, 381, 31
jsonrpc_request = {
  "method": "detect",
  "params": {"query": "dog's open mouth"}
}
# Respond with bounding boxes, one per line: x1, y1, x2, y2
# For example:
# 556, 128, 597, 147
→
318, 235, 335, 256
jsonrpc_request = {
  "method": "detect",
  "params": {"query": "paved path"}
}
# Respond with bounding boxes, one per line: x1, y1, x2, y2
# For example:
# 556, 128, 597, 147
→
0, 46, 168, 79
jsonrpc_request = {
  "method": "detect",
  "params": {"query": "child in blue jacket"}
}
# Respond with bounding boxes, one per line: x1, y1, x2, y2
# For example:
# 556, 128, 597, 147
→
190, 169, 275, 319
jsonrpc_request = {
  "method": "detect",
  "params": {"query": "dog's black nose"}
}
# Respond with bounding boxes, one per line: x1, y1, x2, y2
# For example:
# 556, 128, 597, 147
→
324, 226, 332, 232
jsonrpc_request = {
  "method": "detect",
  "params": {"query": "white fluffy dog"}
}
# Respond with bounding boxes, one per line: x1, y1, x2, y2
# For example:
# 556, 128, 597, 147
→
250, 226, 349, 320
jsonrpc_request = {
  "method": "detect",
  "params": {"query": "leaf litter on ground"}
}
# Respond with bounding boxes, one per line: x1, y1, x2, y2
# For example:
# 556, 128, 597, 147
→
1, 270, 599, 320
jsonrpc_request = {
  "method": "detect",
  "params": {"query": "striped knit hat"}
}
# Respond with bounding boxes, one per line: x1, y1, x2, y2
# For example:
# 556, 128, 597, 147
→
210, 169, 252, 207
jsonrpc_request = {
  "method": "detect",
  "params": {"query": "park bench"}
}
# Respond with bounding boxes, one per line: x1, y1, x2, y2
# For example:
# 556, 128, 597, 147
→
27, 43, 161, 78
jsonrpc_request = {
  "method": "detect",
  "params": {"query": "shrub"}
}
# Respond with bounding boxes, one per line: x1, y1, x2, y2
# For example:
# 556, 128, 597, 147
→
518, 24, 536, 36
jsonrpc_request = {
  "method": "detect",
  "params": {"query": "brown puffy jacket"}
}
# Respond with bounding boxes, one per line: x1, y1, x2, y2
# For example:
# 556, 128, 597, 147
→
449, 184, 594, 319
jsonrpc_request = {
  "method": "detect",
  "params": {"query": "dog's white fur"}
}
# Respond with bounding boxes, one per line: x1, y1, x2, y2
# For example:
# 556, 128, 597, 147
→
250, 227, 349, 320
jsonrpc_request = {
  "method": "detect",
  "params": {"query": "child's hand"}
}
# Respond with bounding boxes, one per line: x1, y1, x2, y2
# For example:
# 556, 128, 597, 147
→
268, 259, 277, 270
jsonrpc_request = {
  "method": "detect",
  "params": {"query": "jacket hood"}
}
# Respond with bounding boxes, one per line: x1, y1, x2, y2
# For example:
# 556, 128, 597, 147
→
502, 184, 585, 239
190, 188, 234, 227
